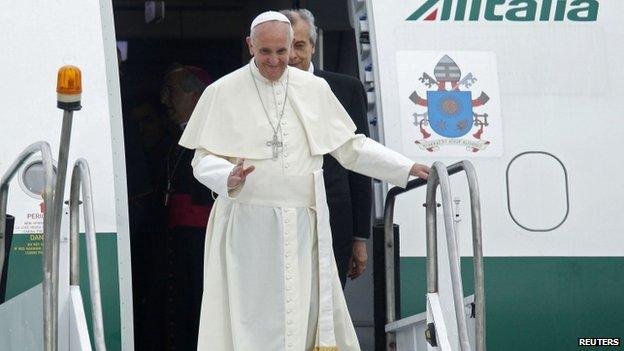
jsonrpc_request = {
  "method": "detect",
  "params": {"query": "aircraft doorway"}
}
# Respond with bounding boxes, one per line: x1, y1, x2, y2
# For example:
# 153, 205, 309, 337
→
112, 1, 370, 350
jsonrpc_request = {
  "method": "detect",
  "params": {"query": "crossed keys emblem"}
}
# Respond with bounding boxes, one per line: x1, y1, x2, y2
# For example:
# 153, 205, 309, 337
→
409, 55, 491, 152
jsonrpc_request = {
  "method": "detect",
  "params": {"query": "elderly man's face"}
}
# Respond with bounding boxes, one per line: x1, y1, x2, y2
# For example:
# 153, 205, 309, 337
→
289, 19, 314, 71
246, 21, 291, 81
161, 71, 198, 123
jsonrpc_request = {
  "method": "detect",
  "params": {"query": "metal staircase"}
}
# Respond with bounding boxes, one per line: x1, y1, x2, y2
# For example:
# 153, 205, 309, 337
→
0, 66, 106, 351
383, 161, 486, 351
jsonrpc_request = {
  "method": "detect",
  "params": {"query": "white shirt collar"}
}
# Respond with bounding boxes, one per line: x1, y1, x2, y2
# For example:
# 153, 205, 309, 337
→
307, 62, 315, 74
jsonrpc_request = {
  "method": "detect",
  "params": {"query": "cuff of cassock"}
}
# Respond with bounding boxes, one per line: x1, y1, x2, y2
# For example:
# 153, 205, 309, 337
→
192, 153, 243, 199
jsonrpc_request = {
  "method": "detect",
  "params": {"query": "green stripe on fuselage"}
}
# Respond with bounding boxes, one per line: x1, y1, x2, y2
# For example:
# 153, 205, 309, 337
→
399, 257, 624, 350
5, 233, 121, 350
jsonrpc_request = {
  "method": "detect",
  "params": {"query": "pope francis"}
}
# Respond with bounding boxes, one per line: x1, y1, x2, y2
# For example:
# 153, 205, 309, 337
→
179, 11, 430, 351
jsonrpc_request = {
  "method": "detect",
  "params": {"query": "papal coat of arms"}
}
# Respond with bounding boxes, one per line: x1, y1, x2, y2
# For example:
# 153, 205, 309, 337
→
409, 55, 490, 152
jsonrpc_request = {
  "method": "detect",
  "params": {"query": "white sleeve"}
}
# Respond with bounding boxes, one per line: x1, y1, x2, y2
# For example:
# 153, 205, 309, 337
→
191, 149, 242, 198
329, 135, 414, 188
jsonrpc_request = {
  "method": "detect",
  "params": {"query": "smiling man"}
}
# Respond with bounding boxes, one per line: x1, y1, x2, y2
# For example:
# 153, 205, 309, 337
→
179, 11, 430, 351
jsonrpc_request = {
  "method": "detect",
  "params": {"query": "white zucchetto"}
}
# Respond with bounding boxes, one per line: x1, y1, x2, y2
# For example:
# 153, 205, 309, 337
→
250, 11, 291, 33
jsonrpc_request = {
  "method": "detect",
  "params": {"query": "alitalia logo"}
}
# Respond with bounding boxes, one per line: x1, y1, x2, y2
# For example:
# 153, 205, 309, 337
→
407, 0, 599, 22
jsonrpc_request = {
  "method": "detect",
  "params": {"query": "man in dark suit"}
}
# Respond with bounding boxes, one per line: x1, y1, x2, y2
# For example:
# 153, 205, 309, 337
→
281, 9, 373, 288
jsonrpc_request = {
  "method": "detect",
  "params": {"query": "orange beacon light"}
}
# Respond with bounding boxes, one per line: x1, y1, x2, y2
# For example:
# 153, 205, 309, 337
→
56, 65, 82, 111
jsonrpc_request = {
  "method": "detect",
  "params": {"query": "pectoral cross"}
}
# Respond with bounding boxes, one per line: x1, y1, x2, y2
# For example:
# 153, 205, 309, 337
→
266, 133, 283, 161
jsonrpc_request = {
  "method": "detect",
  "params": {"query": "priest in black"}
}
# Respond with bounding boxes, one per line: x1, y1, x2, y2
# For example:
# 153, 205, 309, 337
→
282, 9, 373, 288
150, 64, 214, 351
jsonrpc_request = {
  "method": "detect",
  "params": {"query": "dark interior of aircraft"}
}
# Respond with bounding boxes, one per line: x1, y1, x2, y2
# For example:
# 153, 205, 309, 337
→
115, 0, 359, 107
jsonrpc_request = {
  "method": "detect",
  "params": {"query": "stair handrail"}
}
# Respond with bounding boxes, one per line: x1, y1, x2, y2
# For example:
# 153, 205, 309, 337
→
462, 161, 485, 350
69, 158, 106, 351
426, 162, 469, 350
425, 161, 485, 351
383, 162, 463, 351
383, 161, 485, 351
0, 141, 57, 347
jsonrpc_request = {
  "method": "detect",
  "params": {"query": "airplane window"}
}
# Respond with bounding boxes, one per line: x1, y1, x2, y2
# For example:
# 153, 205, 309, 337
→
18, 160, 57, 200
506, 151, 569, 232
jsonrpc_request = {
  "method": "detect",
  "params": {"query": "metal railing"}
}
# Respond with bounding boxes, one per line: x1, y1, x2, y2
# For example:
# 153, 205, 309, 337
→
69, 159, 106, 351
0, 65, 83, 351
383, 161, 485, 351
0, 141, 57, 347
426, 161, 485, 350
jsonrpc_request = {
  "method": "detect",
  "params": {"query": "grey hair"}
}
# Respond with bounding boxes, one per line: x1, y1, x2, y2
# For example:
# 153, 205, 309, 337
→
280, 9, 318, 47
250, 20, 294, 44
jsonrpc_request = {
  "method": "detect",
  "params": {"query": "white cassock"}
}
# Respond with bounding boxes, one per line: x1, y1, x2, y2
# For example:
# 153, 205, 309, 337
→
179, 60, 415, 351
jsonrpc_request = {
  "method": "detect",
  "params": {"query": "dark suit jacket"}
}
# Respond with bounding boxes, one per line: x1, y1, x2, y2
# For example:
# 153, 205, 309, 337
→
315, 69, 373, 286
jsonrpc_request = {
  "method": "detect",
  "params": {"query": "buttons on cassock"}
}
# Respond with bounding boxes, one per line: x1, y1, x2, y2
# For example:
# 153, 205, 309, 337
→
283, 209, 297, 349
